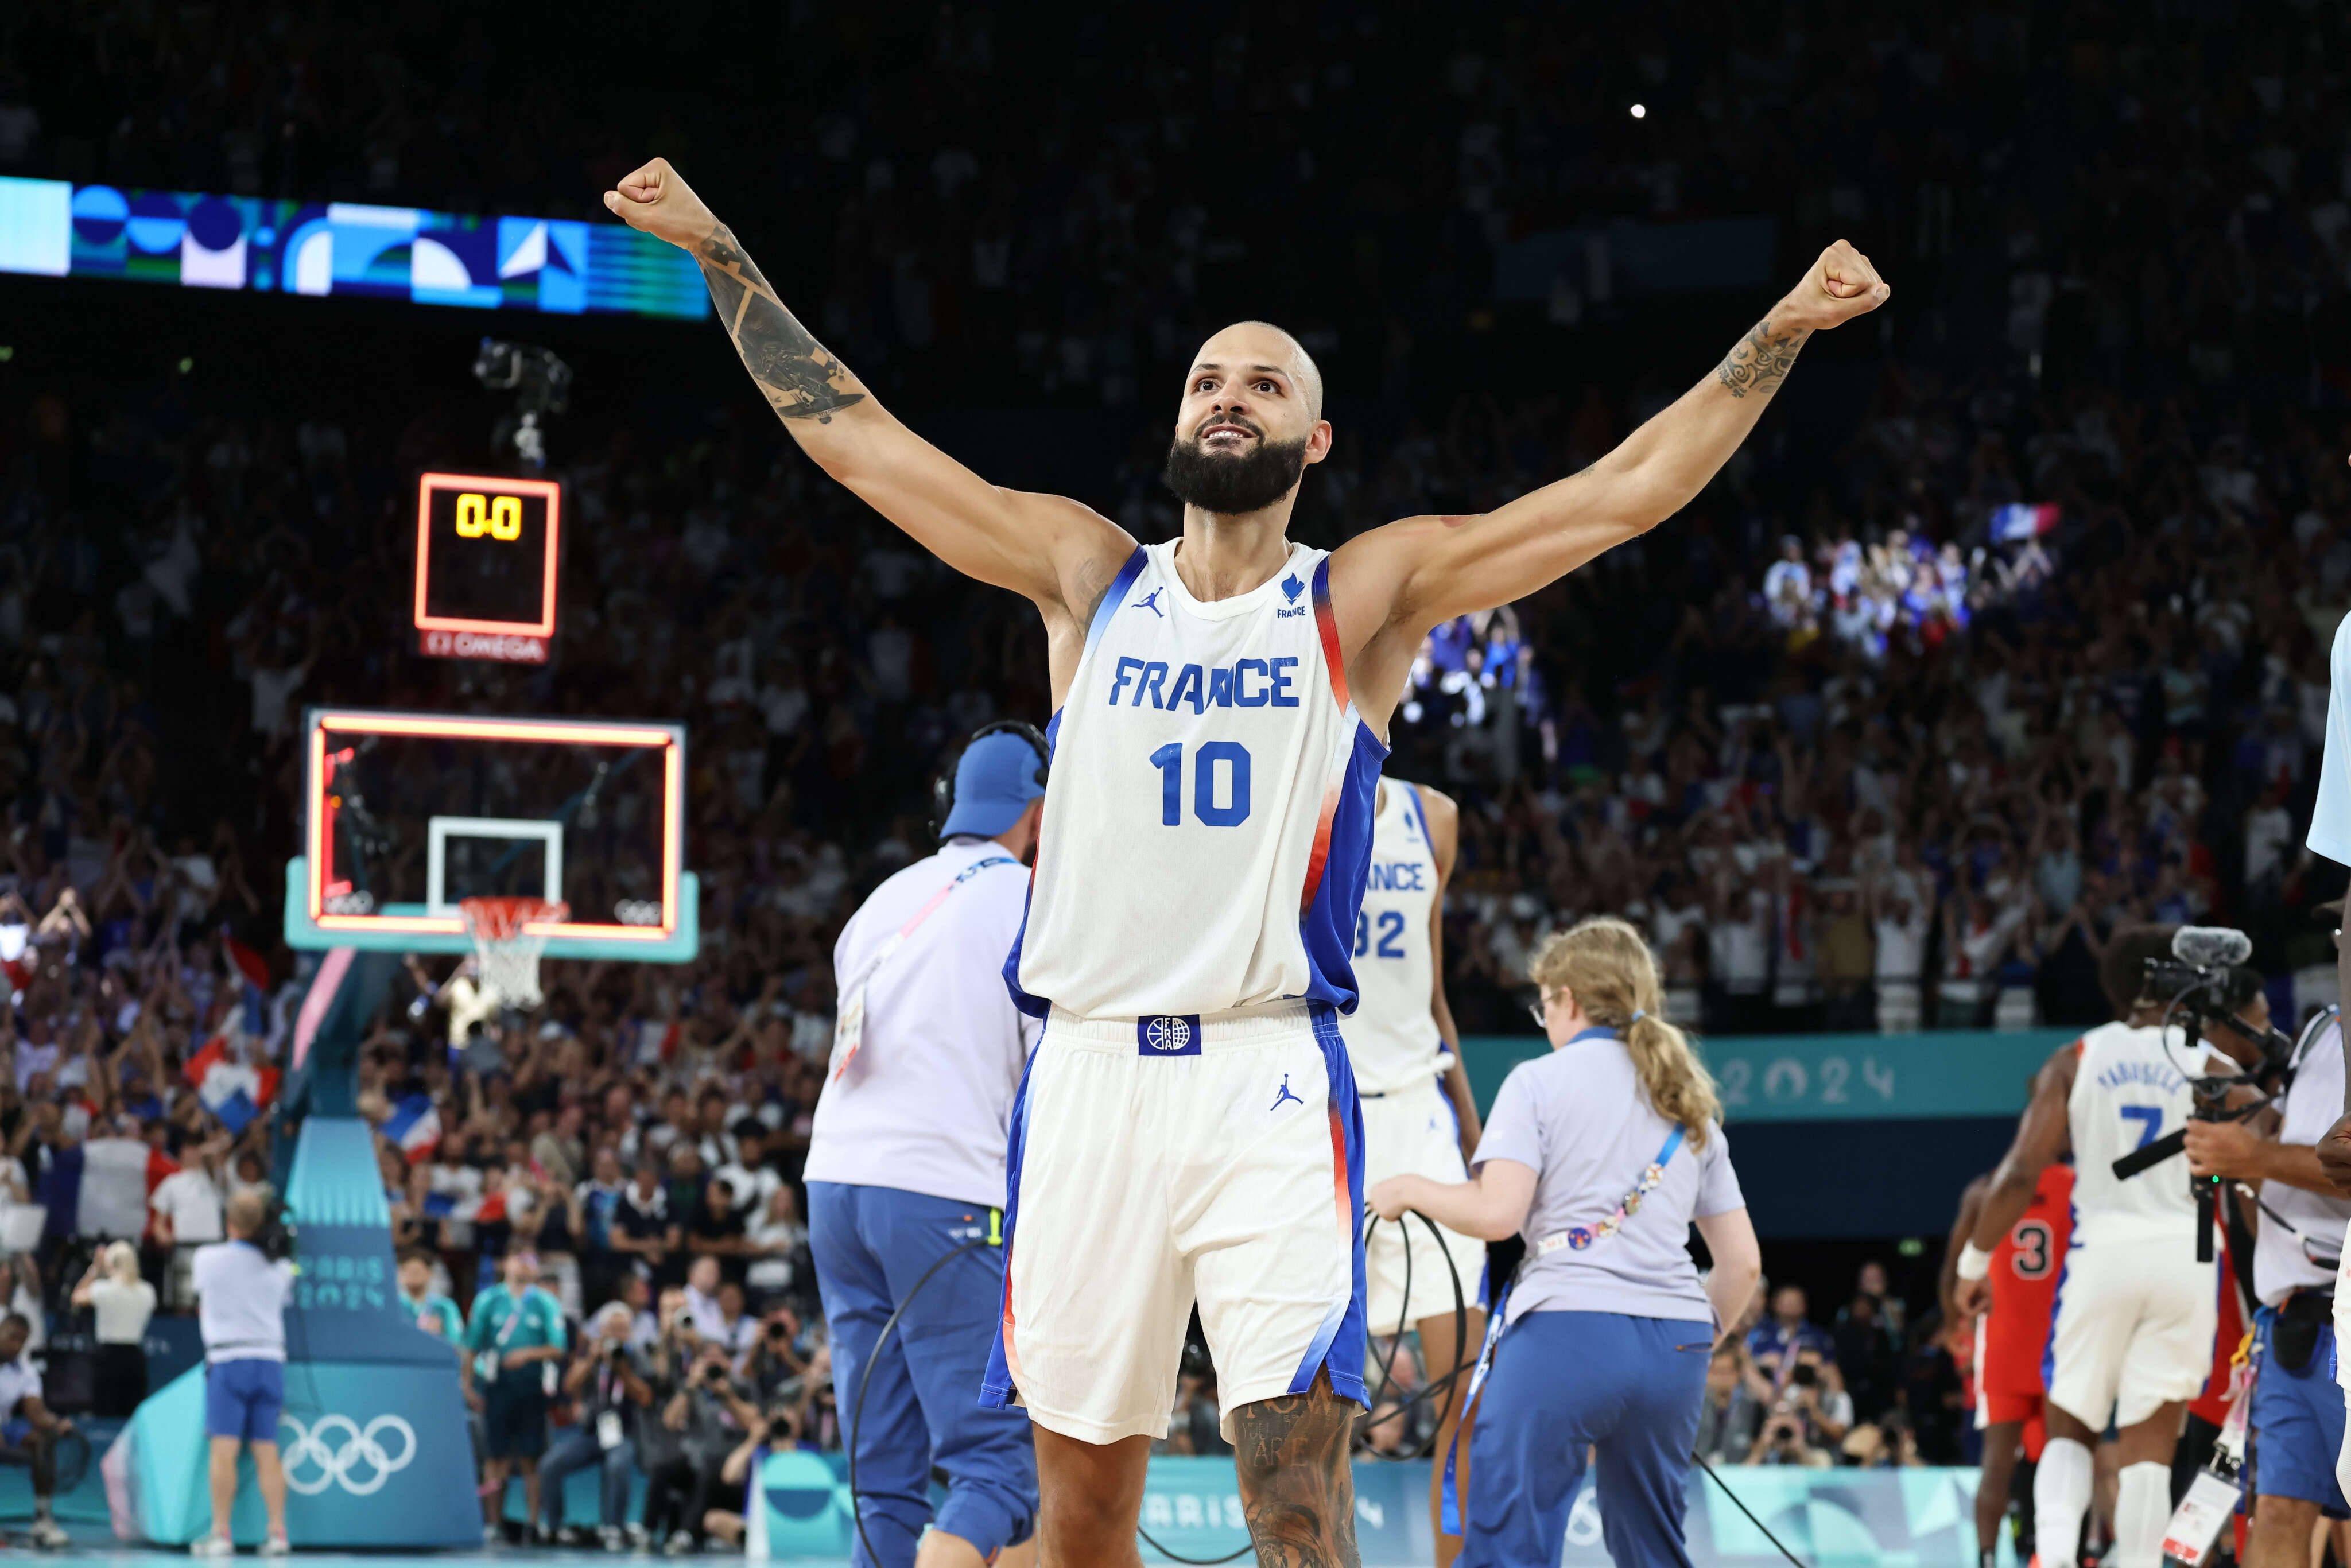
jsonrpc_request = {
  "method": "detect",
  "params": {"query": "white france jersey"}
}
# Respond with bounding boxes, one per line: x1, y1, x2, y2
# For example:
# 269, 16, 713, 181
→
1345, 779, 1446, 1095
1010, 540, 1387, 1020
2066, 1020, 2231, 1245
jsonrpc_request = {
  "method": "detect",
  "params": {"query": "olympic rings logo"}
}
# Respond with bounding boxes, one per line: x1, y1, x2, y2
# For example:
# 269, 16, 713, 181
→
277, 1414, 417, 1496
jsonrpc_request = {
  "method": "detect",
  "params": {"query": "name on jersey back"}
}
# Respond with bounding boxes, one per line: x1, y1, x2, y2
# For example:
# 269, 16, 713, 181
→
2094, 1059, 2188, 1095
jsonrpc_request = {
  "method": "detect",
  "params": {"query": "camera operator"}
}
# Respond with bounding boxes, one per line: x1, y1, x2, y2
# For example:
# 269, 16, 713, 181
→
0, 1310, 72, 1548
189, 1189, 296, 1558
641, 1339, 759, 1555
537, 1302, 654, 1550
1955, 927, 2265, 1568
2186, 993, 2351, 1568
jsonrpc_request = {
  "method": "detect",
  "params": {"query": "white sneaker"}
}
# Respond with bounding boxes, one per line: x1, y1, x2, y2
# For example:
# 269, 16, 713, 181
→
28, 1518, 69, 1550
663, 1528, 695, 1556
484, 1523, 505, 1546
260, 1533, 291, 1557
599, 1526, 627, 1553
190, 1535, 234, 1558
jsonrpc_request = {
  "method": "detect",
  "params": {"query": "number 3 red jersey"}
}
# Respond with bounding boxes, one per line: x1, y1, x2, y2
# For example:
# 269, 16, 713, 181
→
1982, 1162, 2074, 1397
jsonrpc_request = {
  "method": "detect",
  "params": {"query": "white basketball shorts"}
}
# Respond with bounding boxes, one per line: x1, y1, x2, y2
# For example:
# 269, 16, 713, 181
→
2043, 1229, 2218, 1429
982, 1001, 1368, 1444
1360, 1076, 1488, 1338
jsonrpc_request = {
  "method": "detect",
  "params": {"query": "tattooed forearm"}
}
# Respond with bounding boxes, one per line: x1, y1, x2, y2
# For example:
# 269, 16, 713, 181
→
1230, 1373, 1362, 1567
695, 226, 868, 424
1714, 317, 1811, 400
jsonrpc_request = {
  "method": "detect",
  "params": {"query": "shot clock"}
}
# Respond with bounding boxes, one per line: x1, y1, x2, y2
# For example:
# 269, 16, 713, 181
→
412, 471, 562, 663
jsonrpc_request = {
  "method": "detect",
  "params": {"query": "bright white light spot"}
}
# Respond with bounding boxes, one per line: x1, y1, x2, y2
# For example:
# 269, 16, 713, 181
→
1630, 103, 1648, 119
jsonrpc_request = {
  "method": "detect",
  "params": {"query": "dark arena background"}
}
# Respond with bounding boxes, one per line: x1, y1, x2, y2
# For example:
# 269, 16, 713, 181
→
0, 1, 2343, 1563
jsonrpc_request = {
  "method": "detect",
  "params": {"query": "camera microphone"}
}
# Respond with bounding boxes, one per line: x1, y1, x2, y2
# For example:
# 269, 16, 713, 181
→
2172, 926, 2252, 968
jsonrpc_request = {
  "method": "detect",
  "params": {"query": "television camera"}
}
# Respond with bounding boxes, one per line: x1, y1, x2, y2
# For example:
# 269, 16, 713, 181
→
2109, 926, 2298, 1263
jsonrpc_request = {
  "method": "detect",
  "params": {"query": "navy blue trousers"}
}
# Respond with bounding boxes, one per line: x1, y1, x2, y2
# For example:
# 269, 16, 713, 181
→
810, 1181, 1037, 1567
1460, 1310, 1713, 1568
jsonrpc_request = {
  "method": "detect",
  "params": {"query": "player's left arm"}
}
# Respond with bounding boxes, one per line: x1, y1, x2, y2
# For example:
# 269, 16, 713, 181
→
1418, 784, 1483, 1157
1328, 242, 1887, 719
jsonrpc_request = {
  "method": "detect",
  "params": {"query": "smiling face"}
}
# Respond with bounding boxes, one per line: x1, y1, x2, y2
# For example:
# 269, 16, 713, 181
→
1161, 323, 1331, 517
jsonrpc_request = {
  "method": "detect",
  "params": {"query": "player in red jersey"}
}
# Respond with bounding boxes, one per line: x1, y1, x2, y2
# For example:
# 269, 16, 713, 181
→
1948, 1162, 2074, 1568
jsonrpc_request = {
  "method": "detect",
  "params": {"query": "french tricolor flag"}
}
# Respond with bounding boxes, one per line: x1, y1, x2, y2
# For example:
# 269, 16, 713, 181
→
185, 1036, 279, 1136
382, 1093, 443, 1165
1989, 502, 2061, 542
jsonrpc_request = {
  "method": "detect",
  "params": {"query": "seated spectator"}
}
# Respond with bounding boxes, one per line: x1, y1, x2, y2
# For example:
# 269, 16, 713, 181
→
686, 1178, 748, 1287
682, 1256, 727, 1342
743, 1185, 808, 1309
0, 1310, 72, 1547
612, 1161, 680, 1287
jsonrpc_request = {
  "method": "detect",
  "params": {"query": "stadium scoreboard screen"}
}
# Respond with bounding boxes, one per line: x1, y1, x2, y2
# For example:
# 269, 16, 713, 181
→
412, 472, 561, 663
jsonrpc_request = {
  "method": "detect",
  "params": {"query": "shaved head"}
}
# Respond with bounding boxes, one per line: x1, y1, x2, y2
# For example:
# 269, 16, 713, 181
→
1195, 321, 1325, 422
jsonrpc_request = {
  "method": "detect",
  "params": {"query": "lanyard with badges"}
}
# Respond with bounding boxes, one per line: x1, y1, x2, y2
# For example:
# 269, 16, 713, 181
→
829, 856, 1014, 1081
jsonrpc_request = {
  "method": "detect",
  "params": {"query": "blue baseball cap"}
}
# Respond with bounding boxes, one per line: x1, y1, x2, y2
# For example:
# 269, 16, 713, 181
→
940, 731, 1048, 839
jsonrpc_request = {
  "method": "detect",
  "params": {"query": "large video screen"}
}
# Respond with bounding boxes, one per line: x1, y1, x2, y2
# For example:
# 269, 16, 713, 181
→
0, 177, 708, 321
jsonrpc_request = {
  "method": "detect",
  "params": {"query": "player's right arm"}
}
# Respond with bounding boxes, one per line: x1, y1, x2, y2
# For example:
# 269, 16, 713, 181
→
1961, 1045, 2077, 1293
603, 160, 1133, 623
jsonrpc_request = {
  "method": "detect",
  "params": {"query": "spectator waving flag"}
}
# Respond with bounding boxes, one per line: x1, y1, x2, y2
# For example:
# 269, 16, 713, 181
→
222, 930, 272, 1038
185, 1034, 279, 1135
382, 1093, 443, 1164
1989, 502, 2061, 542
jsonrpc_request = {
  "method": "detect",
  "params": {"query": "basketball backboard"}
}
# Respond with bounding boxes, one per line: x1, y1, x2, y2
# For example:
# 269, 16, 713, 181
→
283, 707, 696, 961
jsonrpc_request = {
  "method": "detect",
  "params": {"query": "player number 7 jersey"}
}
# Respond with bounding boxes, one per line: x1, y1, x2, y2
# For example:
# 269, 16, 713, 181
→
1007, 541, 1388, 1021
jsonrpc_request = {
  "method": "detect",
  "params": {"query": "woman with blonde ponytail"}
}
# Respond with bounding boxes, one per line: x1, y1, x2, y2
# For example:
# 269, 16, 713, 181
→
1368, 916, 1761, 1568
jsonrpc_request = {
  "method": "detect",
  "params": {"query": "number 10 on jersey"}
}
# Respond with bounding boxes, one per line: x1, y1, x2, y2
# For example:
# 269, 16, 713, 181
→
1149, 742, 1252, 827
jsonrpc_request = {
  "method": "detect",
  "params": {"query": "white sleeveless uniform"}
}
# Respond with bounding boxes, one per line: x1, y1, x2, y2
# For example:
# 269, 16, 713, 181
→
1350, 779, 1487, 1335
2044, 1021, 2229, 1427
983, 541, 1385, 1443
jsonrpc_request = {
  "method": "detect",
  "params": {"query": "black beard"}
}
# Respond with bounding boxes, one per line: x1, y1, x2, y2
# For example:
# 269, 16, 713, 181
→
1161, 433, 1310, 515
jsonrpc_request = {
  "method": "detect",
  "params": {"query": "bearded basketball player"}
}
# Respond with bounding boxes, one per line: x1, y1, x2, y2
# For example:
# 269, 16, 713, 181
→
606, 157, 1886, 1568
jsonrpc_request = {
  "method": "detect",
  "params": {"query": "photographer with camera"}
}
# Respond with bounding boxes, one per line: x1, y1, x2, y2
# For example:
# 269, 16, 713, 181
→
537, 1301, 654, 1550
2184, 988, 2351, 1568
641, 1339, 759, 1554
1955, 927, 2267, 1568
188, 1188, 296, 1558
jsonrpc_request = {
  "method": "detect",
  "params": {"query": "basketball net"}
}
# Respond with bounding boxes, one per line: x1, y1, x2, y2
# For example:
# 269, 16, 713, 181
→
459, 896, 567, 1012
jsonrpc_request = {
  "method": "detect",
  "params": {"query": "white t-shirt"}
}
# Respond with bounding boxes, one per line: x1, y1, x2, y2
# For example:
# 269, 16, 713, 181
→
152, 1167, 228, 1244
2310, 612, 2351, 868
0, 1354, 40, 1414
2254, 1011, 2351, 1305
806, 839, 1041, 1208
89, 1276, 158, 1345
191, 1240, 296, 1362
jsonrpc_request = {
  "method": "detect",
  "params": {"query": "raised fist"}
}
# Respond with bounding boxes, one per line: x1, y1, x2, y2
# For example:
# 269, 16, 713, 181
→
603, 158, 718, 251
1775, 239, 1890, 333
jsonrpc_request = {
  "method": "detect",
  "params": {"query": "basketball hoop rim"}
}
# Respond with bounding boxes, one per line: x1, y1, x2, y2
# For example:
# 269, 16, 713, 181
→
459, 895, 571, 940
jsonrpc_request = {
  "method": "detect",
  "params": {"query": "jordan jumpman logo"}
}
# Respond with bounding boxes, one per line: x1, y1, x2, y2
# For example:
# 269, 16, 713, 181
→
1269, 1074, 1304, 1111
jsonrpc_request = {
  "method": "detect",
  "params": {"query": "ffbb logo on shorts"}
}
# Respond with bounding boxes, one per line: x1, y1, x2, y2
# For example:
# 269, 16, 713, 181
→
1137, 1015, 1202, 1056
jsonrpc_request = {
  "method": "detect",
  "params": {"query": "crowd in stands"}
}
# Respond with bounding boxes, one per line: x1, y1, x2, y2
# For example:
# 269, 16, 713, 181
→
0, 0, 2348, 1524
